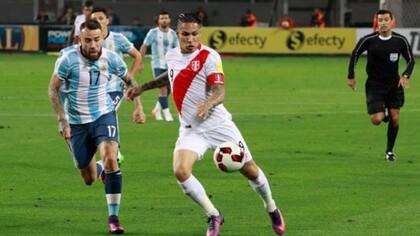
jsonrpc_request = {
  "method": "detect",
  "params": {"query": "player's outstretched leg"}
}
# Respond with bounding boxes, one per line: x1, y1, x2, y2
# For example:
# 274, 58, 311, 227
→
100, 141, 124, 234
174, 150, 221, 235
240, 161, 285, 235
105, 169, 124, 234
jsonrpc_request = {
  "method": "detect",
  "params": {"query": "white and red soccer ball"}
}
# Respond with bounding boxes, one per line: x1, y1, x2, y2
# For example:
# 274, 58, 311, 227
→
213, 141, 245, 172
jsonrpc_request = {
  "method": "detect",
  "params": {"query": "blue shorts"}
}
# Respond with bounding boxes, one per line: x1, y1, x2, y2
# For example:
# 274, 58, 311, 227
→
153, 68, 167, 79
109, 91, 124, 110
70, 111, 119, 169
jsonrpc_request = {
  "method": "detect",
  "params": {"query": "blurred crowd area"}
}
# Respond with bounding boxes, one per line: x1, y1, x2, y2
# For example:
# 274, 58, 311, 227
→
1, 0, 419, 28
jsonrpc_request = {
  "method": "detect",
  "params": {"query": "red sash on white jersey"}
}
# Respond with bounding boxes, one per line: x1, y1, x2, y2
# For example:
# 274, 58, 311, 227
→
172, 49, 210, 114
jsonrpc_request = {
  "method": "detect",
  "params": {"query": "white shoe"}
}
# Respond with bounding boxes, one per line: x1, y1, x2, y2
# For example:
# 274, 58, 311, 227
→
152, 102, 163, 120
162, 108, 174, 122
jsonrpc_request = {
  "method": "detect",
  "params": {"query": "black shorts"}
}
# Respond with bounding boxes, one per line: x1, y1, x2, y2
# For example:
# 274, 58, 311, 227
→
365, 80, 404, 115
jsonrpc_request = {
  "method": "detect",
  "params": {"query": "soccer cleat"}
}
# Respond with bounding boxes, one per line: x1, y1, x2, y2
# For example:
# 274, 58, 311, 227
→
108, 215, 124, 234
151, 102, 163, 121
151, 108, 163, 120
385, 151, 396, 161
206, 213, 224, 236
269, 209, 286, 235
162, 108, 174, 122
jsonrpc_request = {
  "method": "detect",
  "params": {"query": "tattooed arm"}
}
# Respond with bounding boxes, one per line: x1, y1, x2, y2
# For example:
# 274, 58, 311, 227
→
48, 74, 70, 139
126, 71, 169, 100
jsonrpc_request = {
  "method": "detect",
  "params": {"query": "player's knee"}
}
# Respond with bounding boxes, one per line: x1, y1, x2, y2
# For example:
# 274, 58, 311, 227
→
390, 116, 399, 126
173, 166, 192, 182
83, 176, 95, 186
370, 117, 382, 125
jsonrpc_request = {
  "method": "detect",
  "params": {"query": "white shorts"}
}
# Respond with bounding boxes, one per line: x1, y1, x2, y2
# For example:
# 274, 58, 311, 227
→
174, 120, 253, 162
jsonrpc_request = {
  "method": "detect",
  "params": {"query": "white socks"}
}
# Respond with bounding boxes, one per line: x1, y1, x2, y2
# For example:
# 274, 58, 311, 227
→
248, 168, 277, 212
178, 175, 219, 217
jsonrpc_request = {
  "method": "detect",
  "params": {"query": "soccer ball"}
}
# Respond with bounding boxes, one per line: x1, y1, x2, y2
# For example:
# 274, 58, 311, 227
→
213, 141, 245, 172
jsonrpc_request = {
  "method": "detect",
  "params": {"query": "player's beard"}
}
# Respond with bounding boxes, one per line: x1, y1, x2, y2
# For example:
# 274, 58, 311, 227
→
83, 47, 101, 60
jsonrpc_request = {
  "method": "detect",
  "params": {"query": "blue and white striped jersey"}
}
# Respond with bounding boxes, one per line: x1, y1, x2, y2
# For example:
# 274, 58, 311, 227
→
54, 46, 128, 124
103, 31, 134, 93
143, 27, 178, 70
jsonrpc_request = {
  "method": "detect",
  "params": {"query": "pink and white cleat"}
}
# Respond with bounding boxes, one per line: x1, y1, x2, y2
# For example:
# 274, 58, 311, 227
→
108, 215, 124, 234
206, 213, 224, 236
269, 209, 285, 235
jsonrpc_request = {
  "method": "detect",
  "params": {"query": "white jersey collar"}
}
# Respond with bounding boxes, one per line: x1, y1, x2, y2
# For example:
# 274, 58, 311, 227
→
378, 34, 392, 40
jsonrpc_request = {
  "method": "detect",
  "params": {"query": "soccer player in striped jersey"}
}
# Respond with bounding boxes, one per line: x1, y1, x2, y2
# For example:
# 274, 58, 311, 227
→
48, 19, 137, 234
127, 13, 285, 236
140, 11, 179, 121
91, 7, 145, 123
91, 7, 145, 180
347, 10, 415, 161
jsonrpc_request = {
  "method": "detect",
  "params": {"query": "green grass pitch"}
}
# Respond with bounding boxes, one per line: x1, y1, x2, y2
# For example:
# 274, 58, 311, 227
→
0, 53, 420, 235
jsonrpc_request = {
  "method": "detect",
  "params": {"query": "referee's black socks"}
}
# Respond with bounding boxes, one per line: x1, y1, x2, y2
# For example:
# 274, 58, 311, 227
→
386, 122, 399, 153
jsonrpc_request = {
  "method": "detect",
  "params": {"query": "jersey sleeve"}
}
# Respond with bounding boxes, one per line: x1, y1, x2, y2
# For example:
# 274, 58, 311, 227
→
172, 30, 179, 48
400, 37, 415, 78
54, 55, 70, 81
205, 51, 225, 85
143, 29, 154, 46
116, 33, 134, 54
347, 36, 369, 79
108, 51, 128, 78
73, 15, 83, 37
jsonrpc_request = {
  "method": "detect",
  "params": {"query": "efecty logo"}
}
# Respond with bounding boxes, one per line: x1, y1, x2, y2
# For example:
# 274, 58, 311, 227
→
209, 30, 267, 50
287, 30, 346, 51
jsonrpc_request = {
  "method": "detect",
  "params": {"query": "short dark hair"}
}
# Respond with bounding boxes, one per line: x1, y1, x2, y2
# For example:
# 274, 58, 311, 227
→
92, 7, 108, 18
159, 10, 169, 16
376, 9, 393, 19
80, 19, 101, 31
177, 13, 202, 26
84, 0, 94, 7
155, 10, 170, 23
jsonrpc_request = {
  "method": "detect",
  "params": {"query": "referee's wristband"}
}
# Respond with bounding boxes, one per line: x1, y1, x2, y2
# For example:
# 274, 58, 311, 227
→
403, 74, 410, 79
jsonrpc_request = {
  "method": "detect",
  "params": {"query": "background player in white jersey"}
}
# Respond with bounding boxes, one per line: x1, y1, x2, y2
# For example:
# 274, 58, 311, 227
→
127, 13, 285, 236
91, 7, 145, 123
140, 11, 179, 121
48, 19, 137, 234
72, 0, 94, 44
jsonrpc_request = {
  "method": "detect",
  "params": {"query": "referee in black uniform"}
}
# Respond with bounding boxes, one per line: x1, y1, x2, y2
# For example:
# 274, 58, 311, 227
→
347, 9, 415, 161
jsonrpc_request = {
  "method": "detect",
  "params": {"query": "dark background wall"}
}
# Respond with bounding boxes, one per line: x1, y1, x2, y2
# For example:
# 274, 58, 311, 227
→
0, 0, 386, 27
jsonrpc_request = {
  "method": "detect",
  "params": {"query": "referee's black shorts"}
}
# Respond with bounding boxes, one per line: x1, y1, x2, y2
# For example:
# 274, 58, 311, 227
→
365, 79, 404, 115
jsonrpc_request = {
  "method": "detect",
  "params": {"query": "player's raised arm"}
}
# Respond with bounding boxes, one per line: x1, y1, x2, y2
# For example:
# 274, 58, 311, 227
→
126, 71, 170, 100
48, 74, 70, 140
